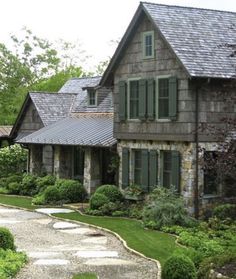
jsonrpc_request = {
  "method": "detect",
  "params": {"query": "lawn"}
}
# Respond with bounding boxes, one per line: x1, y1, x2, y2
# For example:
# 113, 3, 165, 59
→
55, 211, 182, 265
0, 194, 37, 210
0, 194, 183, 265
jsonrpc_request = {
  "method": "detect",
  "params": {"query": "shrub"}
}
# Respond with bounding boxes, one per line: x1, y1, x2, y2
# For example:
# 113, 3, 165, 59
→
0, 174, 22, 190
213, 204, 236, 221
43, 185, 61, 204
143, 186, 195, 229
112, 210, 127, 217
0, 227, 15, 251
162, 254, 197, 279
35, 175, 56, 194
32, 194, 45, 205
0, 144, 27, 178
8, 182, 21, 194
100, 201, 122, 215
95, 185, 123, 202
90, 193, 109, 210
20, 174, 37, 196
0, 249, 27, 278
198, 253, 236, 279
56, 179, 87, 203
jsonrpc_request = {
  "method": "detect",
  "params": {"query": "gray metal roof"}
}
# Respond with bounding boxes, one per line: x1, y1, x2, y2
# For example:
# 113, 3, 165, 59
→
0, 126, 12, 138
17, 115, 116, 147
30, 92, 76, 126
58, 77, 101, 94
143, 2, 236, 79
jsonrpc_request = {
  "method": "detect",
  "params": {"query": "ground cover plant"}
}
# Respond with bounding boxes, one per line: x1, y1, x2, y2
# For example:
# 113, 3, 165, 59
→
0, 227, 27, 278
72, 273, 97, 279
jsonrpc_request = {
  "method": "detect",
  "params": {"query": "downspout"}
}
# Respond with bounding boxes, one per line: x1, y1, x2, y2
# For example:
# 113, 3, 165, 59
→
194, 84, 199, 219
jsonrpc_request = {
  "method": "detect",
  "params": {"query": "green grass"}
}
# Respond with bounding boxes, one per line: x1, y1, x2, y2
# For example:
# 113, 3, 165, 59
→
0, 194, 37, 210
72, 273, 97, 279
54, 212, 183, 266
0, 194, 183, 265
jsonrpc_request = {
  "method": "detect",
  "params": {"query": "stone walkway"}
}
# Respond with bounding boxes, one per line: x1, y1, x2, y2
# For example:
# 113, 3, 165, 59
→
0, 206, 158, 279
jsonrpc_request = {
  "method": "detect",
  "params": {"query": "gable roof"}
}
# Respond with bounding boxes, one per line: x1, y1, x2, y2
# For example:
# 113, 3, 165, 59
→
58, 76, 101, 94
17, 115, 116, 147
101, 2, 236, 86
29, 92, 76, 126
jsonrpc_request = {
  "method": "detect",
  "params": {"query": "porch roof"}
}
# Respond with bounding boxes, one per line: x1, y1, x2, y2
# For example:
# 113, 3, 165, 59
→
16, 115, 116, 147
0, 126, 12, 138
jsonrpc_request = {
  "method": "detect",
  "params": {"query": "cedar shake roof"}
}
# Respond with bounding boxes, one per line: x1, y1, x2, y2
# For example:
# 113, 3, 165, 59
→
29, 92, 76, 126
101, 2, 236, 85
17, 115, 116, 147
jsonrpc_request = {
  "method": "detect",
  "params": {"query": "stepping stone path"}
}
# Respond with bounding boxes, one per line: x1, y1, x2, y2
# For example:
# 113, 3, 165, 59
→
0, 206, 158, 279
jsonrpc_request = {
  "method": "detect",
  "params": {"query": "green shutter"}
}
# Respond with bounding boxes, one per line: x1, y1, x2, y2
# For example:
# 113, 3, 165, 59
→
149, 150, 158, 189
141, 149, 149, 192
160, 151, 164, 186
147, 79, 155, 120
119, 81, 127, 121
138, 79, 146, 120
122, 148, 129, 188
168, 76, 178, 120
171, 151, 180, 192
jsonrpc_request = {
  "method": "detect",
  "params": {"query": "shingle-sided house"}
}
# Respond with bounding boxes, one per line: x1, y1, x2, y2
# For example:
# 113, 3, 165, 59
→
11, 77, 116, 194
100, 2, 236, 216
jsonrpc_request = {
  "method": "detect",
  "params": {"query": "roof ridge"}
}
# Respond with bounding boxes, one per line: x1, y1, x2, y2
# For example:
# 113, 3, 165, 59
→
29, 92, 77, 96
70, 76, 101, 80
141, 1, 236, 15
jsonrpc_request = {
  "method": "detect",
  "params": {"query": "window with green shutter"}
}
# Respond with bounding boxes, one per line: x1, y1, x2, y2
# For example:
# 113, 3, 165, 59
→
157, 76, 177, 120
160, 150, 180, 191
147, 79, 155, 120
134, 150, 142, 185
149, 150, 158, 189
138, 79, 147, 120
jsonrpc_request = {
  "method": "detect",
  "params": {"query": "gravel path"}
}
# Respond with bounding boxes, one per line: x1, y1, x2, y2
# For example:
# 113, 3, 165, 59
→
0, 206, 158, 279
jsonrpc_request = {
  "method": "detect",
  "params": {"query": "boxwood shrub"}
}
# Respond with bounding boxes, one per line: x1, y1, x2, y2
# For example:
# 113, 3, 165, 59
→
90, 193, 109, 210
95, 185, 123, 202
0, 227, 15, 251
162, 254, 197, 279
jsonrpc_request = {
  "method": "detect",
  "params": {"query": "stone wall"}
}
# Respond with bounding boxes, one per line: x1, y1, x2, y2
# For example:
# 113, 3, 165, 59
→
29, 145, 43, 175
118, 140, 225, 214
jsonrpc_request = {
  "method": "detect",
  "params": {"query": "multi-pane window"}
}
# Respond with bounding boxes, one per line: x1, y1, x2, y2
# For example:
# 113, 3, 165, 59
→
74, 147, 85, 180
204, 152, 219, 195
143, 31, 154, 59
158, 78, 169, 118
163, 151, 172, 188
129, 80, 139, 119
134, 150, 142, 185
88, 90, 96, 106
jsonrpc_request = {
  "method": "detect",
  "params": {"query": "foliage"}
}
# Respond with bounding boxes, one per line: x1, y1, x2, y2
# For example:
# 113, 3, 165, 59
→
43, 185, 61, 204
55, 179, 87, 203
0, 227, 15, 251
143, 187, 195, 229
72, 273, 97, 279
213, 203, 236, 221
123, 184, 145, 197
20, 173, 37, 196
0, 248, 27, 279
35, 175, 56, 193
89, 193, 109, 210
7, 182, 21, 195
198, 253, 236, 279
99, 201, 123, 216
0, 145, 27, 177
95, 185, 123, 202
162, 254, 197, 279
127, 203, 144, 219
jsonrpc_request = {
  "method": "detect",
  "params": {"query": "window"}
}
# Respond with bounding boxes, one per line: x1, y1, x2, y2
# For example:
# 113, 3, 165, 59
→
129, 80, 139, 119
203, 152, 219, 195
161, 150, 180, 190
88, 90, 96, 106
134, 150, 142, 185
122, 148, 158, 191
142, 31, 154, 59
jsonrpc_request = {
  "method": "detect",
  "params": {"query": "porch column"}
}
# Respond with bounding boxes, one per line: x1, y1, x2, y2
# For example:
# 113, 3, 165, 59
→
54, 146, 60, 178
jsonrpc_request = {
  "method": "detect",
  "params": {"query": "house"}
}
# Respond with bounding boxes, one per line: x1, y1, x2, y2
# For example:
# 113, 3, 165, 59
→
100, 2, 236, 216
0, 126, 12, 147
11, 77, 116, 194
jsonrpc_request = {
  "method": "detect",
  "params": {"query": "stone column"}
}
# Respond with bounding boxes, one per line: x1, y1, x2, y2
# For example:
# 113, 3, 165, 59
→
53, 146, 60, 178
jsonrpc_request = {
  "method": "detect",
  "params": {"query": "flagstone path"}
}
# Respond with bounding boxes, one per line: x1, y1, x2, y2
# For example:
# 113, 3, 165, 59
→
0, 206, 158, 279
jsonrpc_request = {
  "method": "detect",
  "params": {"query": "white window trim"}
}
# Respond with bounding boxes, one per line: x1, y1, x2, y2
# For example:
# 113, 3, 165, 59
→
127, 77, 141, 121
87, 90, 97, 107
156, 75, 171, 121
142, 31, 155, 59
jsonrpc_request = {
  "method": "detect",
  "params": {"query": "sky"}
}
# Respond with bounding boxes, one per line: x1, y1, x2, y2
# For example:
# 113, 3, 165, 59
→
1, 0, 236, 71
